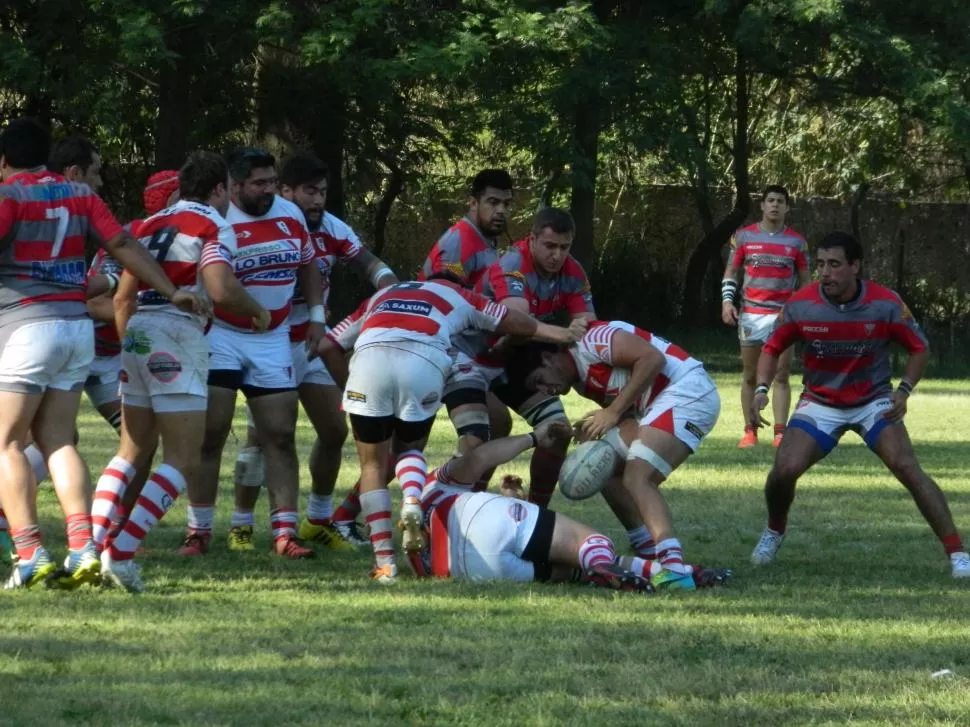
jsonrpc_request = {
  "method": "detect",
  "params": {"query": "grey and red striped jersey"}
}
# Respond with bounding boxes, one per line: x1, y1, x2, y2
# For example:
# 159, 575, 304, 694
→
418, 217, 500, 289
0, 170, 123, 325
763, 281, 928, 408
729, 224, 809, 314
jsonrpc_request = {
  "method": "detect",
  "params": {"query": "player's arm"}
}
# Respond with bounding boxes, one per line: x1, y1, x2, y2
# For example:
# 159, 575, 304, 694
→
113, 271, 139, 340
721, 234, 743, 325
297, 232, 327, 349
317, 338, 349, 389
750, 309, 800, 426
348, 248, 398, 289
579, 331, 665, 440
794, 237, 811, 289
87, 293, 116, 324
885, 297, 931, 421
201, 263, 269, 330
493, 307, 586, 345
445, 420, 573, 484
563, 259, 597, 323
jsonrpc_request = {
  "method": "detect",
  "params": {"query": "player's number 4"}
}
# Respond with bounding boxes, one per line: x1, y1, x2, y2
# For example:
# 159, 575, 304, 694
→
45, 206, 69, 258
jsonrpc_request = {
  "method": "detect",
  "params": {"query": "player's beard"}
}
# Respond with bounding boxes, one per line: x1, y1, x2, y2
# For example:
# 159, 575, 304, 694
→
240, 193, 274, 217
303, 208, 323, 231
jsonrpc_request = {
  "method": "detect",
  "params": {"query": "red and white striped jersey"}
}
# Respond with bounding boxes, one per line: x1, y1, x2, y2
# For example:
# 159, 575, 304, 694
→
569, 321, 703, 414
327, 280, 508, 364
133, 200, 233, 323
216, 196, 314, 332
290, 211, 364, 342
420, 460, 472, 577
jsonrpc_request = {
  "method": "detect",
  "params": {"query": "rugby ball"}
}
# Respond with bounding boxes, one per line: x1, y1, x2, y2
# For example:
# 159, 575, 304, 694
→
559, 440, 619, 501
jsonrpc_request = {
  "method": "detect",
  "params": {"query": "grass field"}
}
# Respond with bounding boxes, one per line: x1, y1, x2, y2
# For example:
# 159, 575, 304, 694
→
3, 375, 970, 726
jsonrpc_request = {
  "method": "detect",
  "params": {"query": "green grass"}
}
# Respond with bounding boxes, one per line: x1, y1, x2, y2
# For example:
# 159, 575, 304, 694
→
3, 376, 970, 726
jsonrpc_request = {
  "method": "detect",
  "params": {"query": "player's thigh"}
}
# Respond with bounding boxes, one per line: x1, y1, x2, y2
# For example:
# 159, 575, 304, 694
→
247, 389, 299, 444
627, 426, 693, 485
486, 391, 512, 439
298, 382, 347, 442
32, 388, 85, 453
868, 419, 919, 474
203, 386, 237, 452
548, 511, 599, 566
118, 401, 158, 463
0, 391, 44, 446
771, 424, 827, 480
155, 408, 208, 468
638, 374, 721, 462
739, 343, 761, 376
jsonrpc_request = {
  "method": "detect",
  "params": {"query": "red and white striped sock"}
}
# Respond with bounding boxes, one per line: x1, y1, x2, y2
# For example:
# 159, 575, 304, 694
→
270, 508, 298, 540
626, 525, 656, 559
333, 482, 362, 523
395, 450, 427, 502
109, 464, 186, 561
305, 493, 333, 525
360, 489, 395, 569
578, 534, 616, 571
65, 513, 93, 552
656, 537, 689, 574
92, 456, 136, 549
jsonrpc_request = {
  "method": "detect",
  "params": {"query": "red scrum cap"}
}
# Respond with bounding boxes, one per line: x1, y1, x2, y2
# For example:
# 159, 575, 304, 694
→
143, 170, 180, 215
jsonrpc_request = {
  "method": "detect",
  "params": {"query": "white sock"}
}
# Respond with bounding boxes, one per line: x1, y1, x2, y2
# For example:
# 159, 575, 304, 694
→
187, 505, 214, 532
306, 493, 333, 523
231, 510, 255, 528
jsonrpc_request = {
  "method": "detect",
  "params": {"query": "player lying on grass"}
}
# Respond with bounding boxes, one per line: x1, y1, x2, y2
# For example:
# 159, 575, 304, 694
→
525, 321, 732, 590
748, 231, 970, 579
405, 419, 652, 590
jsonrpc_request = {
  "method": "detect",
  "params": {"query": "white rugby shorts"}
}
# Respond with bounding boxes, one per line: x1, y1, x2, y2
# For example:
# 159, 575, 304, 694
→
0, 318, 94, 395
291, 341, 336, 387
788, 395, 894, 453
84, 355, 122, 409
637, 368, 721, 452
208, 324, 295, 390
443, 351, 503, 397
343, 343, 446, 422
121, 312, 208, 412
447, 492, 541, 582
739, 311, 780, 346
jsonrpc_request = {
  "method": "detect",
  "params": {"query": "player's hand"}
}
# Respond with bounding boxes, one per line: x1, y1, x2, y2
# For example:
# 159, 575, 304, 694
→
250, 308, 271, 333
533, 419, 572, 448
566, 317, 588, 341
579, 408, 620, 441
749, 392, 770, 429
305, 322, 327, 360
884, 390, 909, 422
172, 291, 211, 318
721, 301, 739, 326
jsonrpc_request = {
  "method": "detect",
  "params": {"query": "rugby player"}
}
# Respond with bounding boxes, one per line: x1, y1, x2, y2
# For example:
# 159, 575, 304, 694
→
407, 419, 651, 591
722, 185, 810, 448
180, 148, 324, 559
330, 168, 514, 539
748, 231, 970, 578
231, 152, 397, 552
0, 118, 205, 589
97, 151, 269, 592
315, 275, 586, 582
478, 207, 596, 506
526, 321, 731, 590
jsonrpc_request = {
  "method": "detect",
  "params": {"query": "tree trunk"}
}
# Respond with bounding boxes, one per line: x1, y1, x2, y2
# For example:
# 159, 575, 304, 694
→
850, 182, 870, 245
569, 87, 600, 268
682, 49, 751, 324
309, 87, 348, 219
373, 162, 403, 256
155, 23, 194, 169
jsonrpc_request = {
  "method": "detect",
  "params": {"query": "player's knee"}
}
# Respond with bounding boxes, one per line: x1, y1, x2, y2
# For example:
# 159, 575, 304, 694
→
773, 369, 791, 385
626, 442, 671, 484
768, 457, 802, 487
887, 456, 922, 487
451, 408, 490, 444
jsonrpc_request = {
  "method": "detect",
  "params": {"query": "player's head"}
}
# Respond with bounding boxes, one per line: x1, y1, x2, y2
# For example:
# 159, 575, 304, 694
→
426, 271, 465, 288
468, 169, 513, 236
760, 185, 789, 224
227, 147, 277, 216
816, 231, 863, 301
525, 347, 576, 397
528, 207, 574, 276
0, 117, 50, 179
280, 152, 329, 230
49, 134, 103, 192
179, 152, 230, 216
144, 169, 181, 216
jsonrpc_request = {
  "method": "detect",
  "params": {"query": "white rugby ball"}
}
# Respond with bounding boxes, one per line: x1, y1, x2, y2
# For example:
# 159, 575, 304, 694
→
559, 440, 619, 501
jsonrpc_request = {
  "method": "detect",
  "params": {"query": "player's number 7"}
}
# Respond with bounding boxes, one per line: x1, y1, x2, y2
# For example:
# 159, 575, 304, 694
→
45, 206, 69, 258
